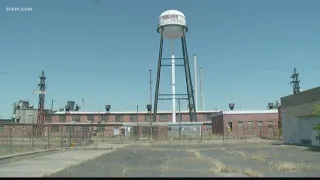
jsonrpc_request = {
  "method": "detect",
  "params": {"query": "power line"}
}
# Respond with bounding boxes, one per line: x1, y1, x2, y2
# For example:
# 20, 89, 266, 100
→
0, 67, 318, 75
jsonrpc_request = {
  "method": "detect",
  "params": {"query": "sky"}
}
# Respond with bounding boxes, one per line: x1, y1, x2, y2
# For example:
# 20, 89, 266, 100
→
0, 0, 320, 118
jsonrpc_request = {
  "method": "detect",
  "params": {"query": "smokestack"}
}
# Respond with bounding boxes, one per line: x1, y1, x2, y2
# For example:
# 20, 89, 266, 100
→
194, 55, 198, 111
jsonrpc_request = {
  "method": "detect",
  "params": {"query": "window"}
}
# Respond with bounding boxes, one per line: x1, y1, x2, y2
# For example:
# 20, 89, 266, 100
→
72, 115, 80, 122
115, 115, 123, 122
258, 121, 263, 128
59, 115, 66, 122
87, 115, 94, 122
45, 114, 51, 122
130, 115, 137, 122
206, 114, 212, 121
101, 114, 109, 123
51, 126, 59, 132
227, 122, 233, 132
159, 114, 168, 121
167, 127, 172, 131
66, 126, 74, 132
145, 114, 152, 121
248, 121, 253, 132
0, 126, 3, 132
268, 120, 273, 127
238, 121, 243, 131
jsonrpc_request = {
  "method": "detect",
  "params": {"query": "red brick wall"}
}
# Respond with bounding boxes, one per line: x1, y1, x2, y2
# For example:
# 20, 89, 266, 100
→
51, 112, 214, 123
222, 113, 279, 138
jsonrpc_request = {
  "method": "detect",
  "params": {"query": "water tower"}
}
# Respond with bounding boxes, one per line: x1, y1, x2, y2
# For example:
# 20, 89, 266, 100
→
153, 10, 197, 122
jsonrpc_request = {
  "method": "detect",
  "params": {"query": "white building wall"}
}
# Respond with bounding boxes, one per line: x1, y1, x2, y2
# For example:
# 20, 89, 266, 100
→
312, 130, 320, 147
282, 101, 320, 145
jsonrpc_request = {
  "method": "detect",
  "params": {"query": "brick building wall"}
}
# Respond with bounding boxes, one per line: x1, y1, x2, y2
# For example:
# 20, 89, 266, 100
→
212, 111, 279, 138
51, 112, 214, 123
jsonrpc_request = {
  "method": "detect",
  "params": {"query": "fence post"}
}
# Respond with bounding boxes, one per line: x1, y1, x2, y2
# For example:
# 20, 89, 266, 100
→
244, 127, 247, 145
47, 125, 50, 149
226, 126, 229, 140
222, 127, 225, 143
60, 125, 63, 148
259, 126, 262, 138
32, 124, 34, 151
272, 125, 275, 139
9, 125, 12, 155
200, 126, 202, 142
112, 128, 115, 144
103, 125, 105, 142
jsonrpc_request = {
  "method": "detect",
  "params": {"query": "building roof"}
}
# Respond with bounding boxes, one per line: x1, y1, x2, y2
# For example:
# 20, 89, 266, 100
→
280, 86, 320, 108
211, 109, 278, 118
53, 110, 219, 115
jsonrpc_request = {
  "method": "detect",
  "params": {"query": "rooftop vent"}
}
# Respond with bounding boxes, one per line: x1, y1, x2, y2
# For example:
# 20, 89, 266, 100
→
75, 105, 80, 111
105, 105, 111, 112
146, 104, 152, 112
65, 105, 70, 112
229, 103, 235, 110
268, 102, 274, 109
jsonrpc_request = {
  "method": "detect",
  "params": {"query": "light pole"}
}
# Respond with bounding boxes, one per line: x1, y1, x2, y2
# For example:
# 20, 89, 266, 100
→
136, 105, 139, 140
178, 97, 181, 142
147, 104, 152, 141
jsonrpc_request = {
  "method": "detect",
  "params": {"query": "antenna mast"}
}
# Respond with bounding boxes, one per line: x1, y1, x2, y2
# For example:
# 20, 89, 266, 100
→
36, 71, 46, 137
290, 68, 301, 94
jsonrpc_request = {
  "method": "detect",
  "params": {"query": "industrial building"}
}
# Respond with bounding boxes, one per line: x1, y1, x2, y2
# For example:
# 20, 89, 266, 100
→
51, 110, 215, 124
12, 100, 53, 124
211, 109, 279, 139
280, 86, 320, 147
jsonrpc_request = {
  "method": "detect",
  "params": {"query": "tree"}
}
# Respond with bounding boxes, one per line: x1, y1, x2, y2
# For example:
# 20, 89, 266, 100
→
312, 102, 320, 137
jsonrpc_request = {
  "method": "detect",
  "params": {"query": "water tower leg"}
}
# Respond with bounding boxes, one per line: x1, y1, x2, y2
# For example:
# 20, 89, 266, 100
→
181, 29, 197, 122
153, 29, 164, 123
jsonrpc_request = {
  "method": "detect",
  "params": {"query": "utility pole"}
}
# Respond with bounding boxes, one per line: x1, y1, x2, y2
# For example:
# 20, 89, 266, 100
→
290, 68, 301, 94
178, 97, 181, 143
149, 68, 153, 141
149, 68, 152, 107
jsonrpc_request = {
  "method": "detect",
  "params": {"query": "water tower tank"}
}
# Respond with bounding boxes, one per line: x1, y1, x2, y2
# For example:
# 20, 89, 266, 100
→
157, 10, 187, 39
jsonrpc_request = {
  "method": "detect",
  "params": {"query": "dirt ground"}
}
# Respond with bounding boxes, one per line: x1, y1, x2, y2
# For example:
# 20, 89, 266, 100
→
49, 141, 320, 177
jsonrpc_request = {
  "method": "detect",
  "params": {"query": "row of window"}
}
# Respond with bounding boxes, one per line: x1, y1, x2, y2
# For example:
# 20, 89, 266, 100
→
227, 120, 274, 132
49, 114, 213, 123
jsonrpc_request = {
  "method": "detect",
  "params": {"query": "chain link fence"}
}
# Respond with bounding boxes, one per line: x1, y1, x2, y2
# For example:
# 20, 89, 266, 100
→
0, 123, 281, 157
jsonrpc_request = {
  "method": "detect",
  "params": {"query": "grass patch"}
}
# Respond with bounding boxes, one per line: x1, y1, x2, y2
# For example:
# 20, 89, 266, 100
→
221, 148, 269, 163
271, 161, 319, 172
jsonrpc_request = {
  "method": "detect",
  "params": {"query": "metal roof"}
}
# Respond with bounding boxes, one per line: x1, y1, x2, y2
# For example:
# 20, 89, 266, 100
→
211, 109, 278, 118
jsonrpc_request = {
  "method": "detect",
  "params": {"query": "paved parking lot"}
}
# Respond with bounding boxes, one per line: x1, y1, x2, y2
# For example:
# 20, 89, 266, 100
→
49, 141, 320, 177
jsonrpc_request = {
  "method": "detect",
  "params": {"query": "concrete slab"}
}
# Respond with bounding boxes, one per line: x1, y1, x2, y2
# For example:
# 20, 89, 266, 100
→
0, 144, 126, 177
